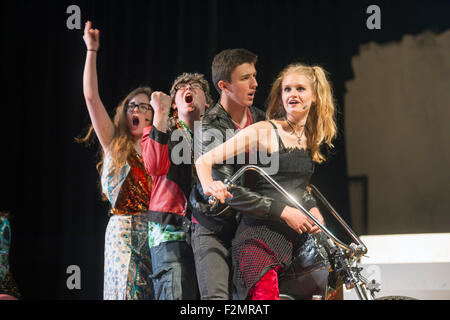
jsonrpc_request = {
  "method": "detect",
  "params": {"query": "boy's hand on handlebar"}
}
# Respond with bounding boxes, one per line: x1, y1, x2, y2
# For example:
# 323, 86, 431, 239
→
203, 181, 232, 204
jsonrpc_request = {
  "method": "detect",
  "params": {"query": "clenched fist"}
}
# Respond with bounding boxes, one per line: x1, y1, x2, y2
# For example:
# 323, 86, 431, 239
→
150, 91, 172, 116
151, 91, 172, 132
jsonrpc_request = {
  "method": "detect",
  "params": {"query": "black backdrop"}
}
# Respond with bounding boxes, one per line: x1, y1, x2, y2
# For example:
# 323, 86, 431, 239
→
1, 0, 449, 299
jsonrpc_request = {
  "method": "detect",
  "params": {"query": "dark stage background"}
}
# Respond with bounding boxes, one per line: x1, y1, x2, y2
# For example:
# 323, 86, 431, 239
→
1, 0, 449, 299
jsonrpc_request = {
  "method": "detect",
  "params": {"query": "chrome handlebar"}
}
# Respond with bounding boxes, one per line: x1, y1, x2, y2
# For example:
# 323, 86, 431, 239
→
207, 164, 367, 256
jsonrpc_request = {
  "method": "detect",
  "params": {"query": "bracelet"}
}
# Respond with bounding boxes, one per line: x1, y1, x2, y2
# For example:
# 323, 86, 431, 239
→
87, 49, 97, 52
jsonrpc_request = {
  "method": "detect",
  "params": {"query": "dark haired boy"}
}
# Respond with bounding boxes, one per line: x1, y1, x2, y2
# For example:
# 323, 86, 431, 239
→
190, 48, 287, 299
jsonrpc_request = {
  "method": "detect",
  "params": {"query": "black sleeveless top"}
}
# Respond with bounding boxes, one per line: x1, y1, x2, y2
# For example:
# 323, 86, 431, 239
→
256, 121, 315, 208
232, 121, 318, 299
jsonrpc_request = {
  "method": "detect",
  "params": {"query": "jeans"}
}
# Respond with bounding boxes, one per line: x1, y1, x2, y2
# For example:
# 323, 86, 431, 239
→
190, 223, 234, 300
150, 241, 199, 300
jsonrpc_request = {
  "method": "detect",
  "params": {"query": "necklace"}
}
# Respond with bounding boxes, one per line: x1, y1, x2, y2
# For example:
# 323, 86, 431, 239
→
286, 119, 306, 145
175, 118, 195, 168
177, 118, 193, 140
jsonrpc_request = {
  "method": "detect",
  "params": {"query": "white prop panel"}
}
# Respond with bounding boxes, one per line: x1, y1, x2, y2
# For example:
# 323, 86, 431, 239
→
344, 233, 450, 300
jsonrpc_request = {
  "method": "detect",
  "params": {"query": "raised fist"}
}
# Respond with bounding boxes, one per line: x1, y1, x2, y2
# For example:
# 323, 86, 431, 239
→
150, 91, 172, 116
83, 20, 100, 51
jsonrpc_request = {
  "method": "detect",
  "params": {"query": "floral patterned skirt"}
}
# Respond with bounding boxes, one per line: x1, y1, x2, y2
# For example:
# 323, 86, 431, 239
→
0, 269, 21, 299
103, 213, 153, 300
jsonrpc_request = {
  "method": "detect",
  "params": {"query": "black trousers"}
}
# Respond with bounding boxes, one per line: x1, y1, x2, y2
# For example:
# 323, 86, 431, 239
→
190, 223, 235, 300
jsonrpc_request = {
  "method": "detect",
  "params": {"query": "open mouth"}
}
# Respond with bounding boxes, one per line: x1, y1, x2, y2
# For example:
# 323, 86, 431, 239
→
289, 100, 300, 105
132, 115, 140, 127
185, 93, 193, 104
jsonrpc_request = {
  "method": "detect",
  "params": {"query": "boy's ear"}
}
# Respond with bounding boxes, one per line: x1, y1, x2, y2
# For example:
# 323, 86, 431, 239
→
218, 80, 228, 93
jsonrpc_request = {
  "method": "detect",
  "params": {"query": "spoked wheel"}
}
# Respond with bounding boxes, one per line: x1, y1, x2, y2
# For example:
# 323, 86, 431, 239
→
375, 295, 418, 300
279, 294, 295, 300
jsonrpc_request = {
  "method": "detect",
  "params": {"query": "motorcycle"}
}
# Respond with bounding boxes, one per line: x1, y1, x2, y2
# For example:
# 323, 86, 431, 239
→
207, 165, 412, 300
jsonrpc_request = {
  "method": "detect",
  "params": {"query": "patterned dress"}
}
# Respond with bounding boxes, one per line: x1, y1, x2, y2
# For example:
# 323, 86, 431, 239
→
0, 216, 21, 299
101, 151, 153, 300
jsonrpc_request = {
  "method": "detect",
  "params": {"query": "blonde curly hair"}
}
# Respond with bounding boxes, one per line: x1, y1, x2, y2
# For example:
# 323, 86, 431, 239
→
266, 63, 337, 163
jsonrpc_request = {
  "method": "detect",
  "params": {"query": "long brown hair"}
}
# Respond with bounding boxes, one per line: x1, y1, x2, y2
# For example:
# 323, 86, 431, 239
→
77, 86, 152, 177
266, 63, 337, 163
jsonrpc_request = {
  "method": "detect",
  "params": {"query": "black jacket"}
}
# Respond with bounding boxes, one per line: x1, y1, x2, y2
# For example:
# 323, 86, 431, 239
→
189, 102, 286, 235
